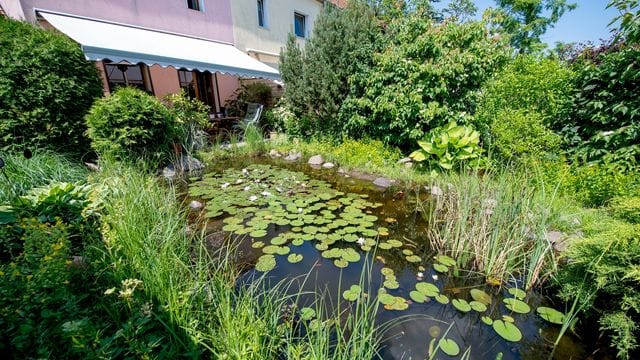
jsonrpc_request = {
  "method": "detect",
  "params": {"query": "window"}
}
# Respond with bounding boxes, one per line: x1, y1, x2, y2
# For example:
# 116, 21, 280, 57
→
187, 0, 201, 11
104, 63, 153, 93
294, 12, 306, 38
257, 0, 266, 27
178, 69, 216, 112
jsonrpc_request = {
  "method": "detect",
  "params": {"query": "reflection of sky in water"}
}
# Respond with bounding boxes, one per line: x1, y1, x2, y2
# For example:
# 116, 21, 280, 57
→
201, 158, 600, 360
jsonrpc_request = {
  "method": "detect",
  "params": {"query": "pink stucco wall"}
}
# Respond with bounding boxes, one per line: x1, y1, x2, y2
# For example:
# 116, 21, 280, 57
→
216, 73, 240, 108
16, 0, 234, 43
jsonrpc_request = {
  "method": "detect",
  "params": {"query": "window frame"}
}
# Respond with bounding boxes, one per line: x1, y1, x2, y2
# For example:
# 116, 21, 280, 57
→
294, 12, 307, 38
103, 62, 154, 94
257, 0, 268, 28
186, 0, 202, 12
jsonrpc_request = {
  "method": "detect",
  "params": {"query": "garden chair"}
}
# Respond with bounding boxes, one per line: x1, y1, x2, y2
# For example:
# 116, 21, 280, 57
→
239, 102, 264, 127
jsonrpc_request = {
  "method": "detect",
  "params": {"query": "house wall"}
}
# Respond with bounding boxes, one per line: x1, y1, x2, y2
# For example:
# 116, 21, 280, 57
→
231, 0, 324, 69
149, 65, 180, 99
5, 0, 234, 43
0, 0, 26, 19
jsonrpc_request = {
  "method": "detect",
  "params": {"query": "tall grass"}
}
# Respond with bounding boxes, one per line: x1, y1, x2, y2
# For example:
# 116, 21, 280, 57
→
421, 169, 560, 288
0, 151, 87, 203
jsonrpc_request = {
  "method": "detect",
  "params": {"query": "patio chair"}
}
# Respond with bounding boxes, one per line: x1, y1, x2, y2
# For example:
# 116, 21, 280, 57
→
239, 102, 264, 127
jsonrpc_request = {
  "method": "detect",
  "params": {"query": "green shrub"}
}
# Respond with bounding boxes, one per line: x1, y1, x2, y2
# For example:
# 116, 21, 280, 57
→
409, 121, 483, 171
280, 0, 380, 138
556, 219, 640, 359
490, 109, 562, 164
0, 17, 103, 154
609, 196, 640, 223
226, 82, 274, 117
342, 17, 509, 149
165, 90, 210, 153
332, 138, 401, 169
86, 87, 177, 162
475, 55, 573, 158
567, 163, 640, 207
565, 45, 640, 171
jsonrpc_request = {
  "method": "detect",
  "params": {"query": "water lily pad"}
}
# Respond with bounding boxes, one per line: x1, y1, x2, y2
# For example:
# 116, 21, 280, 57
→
251, 241, 265, 248
436, 255, 456, 267
406, 255, 421, 263
402, 249, 414, 256
377, 227, 389, 236
537, 307, 565, 324
383, 279, 400, 289
379, 242, 393, 250
492, 320, 522, 342
386, 239, 403, 248
255, 255, 276, 272
334, 259, 349, 268
416, 282, 440, 297
435, 294, 450, 304
452, 298, 472, 313
433, 263, 449, 273
470, 289, 492, 305
438, 338, 460, 357
276, 246, 290, 255
222, 223, 242, 232
429, 325, 441, 338
378, 293, 396, 305
271, 236, 287, 245
481, 316, 493, 325
470, 301, 487, 312
341, 249, 361, 262
300, 307, 316, 320
249, 229, 267, 238
409, 290, 427, 303
502, 315, 515, 323
287, 253, 303, 263
262, 245, 279, 254
342, 284, 361, 301
508, 288, 526, 300
503, 298, 530, 314
381, 267, 394, 276
291, 238, 304, 246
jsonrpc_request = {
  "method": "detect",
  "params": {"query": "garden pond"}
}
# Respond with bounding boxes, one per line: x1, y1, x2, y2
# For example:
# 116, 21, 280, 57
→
185, 157, 604, 360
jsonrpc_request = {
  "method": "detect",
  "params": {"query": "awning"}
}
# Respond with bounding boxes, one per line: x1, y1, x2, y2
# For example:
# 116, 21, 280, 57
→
38, 10, 280, 80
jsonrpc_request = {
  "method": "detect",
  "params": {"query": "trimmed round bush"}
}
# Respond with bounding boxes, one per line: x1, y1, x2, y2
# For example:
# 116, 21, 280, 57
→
0, 17, 103, 154
85, 87, 177, 161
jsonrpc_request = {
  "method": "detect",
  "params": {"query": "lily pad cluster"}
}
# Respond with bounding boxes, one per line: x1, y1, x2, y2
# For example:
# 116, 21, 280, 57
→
189, 164, 385, 273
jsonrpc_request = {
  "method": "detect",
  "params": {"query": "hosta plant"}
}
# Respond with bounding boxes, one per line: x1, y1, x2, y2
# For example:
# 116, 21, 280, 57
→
410, 121, 483, 171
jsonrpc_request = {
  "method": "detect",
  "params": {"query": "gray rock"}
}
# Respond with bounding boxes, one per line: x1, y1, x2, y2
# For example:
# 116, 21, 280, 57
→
162, 166, 176, 180
430, 185, 444, 197
178, 155, 204, 171
85, 162, 100, 171
546, 230, 571, 252
189, 200, 203, 211
322, 162, 335, 169
284, 151, 302, 162
545, 230, 565, 243
338, 168, 347, 174
373, 177, 394, 189
269, 149, 282, 158
398, 157, 412, 164
308, 155, 324, 166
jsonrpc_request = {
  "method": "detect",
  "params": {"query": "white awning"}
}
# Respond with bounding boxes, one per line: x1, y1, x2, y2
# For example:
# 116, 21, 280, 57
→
38, 10, 280, 80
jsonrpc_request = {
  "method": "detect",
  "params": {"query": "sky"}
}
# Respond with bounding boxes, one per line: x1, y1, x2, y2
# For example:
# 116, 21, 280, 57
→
447, 0, 620, 46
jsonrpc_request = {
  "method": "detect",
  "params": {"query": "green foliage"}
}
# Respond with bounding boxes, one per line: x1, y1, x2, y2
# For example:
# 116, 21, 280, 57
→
564, 46, 640, 171
487, 0, 576, 53
0, 17, 103, 154
165, 90, 210, 153
342, 17, 509, 149
410, 121, 483, 171
280, 0, 380, 138
609, 196, 640, 223
86, 87, 177, 162
332, 138, 402, 169
0, 151, 87, 204
557, 220, 640, 359
567, 163, 640, 207
490, 109, 561, 163
608, 0, 640, 43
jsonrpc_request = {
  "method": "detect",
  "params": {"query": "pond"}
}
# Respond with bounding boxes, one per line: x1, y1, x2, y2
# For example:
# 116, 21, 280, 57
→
186, 157, 602, 360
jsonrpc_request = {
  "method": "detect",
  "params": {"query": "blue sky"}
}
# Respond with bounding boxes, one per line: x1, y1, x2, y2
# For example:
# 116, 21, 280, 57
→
444, 0, 620, 45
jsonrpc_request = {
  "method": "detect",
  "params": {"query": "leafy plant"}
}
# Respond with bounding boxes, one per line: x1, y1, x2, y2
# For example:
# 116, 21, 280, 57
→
0, 17, 103, 154
567, 162, 640, 207
410, 121, 483, 171
85, 87, 177, 163
165, 90, 210, 154
225, 82, 273, 117
608, 196, 640, 223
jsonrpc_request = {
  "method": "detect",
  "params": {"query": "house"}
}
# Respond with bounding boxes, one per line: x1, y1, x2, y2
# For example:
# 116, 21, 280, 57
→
0, 0, 279, 116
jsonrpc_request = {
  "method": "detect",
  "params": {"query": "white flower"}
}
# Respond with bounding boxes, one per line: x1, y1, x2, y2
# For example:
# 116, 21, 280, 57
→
432, 274, 438, 281
221, 182, 230, 189
356, 237, 365, 246
243, 186, 251, 191
417, 272, 424, 278
235, 179, 244, 184
297, 208, 303, 213
275, 187, 283, 193
249, 195, 258, 202
255, 179, 261, 183
242, 168, 249, 175
261, 191, 272, 196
